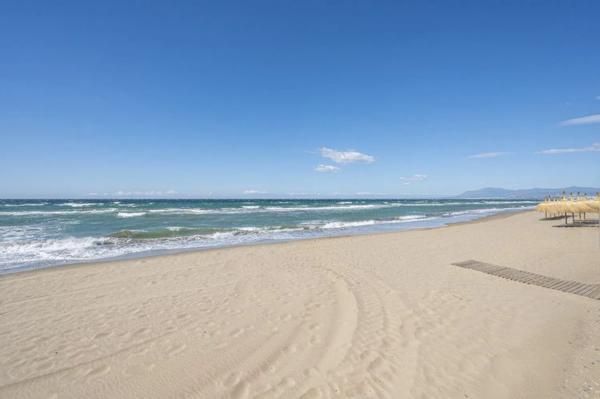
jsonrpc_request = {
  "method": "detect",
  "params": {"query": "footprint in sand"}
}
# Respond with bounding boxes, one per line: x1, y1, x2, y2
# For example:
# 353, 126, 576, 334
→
261, 362, 278, 374
132, 328, 150, 339
167, 343, 187, 356
231, 381, 250, 399
224, 371, 242, 387
281, 344, 297, 354
93, 331, 112, 340
85, 364, 111, 381
35, 359, 55, 372
299, 387, 322, 399
230, 328, 245, 338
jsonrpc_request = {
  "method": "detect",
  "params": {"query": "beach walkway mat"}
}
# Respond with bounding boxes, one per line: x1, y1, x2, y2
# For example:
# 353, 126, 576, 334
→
452, 260, 600, 300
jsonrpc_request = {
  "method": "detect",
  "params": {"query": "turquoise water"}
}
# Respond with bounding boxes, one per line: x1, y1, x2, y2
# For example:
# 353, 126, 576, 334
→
0, 199, 535, 273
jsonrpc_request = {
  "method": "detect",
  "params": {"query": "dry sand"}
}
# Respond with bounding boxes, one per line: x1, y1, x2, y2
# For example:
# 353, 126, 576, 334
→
1, 211, 599, 398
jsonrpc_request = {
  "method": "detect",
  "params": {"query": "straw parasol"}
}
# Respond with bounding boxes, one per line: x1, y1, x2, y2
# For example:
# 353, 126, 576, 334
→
537, 194, 600, 248
536, 193, 599, 224
536, 197, 565, 219
574, 198, 596, 215
536, 199, 550, 218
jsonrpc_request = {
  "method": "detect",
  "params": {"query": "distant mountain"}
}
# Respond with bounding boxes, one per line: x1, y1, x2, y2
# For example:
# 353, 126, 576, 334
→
457, 186, 600, 199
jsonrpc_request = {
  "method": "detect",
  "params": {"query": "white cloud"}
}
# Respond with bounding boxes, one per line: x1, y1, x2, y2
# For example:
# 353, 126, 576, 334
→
319, 147, 375, 164
314, 164, 340, 173
468, 152, 510, 159
243, 189, 267, 195
537, 142, 600, 155
560, 114, 600, 126
596, 96, 600, 100
400, 174, 428, 185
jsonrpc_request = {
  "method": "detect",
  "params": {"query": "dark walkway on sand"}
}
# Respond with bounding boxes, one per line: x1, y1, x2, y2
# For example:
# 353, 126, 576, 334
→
453, 260, 600, 300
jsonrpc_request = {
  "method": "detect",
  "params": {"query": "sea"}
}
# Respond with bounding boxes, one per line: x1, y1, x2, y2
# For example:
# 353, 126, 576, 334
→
0, 199, 536, 273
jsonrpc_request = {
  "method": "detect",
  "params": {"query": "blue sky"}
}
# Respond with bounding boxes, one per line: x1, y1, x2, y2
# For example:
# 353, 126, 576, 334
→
1, 1, 599, 198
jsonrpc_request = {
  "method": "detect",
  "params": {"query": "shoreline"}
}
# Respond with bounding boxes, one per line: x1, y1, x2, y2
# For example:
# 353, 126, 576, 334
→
0, 208, 530, 278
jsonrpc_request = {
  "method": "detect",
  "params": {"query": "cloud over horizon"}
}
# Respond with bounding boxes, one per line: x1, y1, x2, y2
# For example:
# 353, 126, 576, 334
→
537, 142, 600, 155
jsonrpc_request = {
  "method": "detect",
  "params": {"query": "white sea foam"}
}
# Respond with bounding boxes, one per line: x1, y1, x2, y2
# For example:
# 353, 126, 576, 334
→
0, 236, 114, 268
3, 202, 48, 207
117, 212, 146, 218
0, 209, 117, 217
236, 226, 263, 232
319, 215, 429, 230
148, 208, 214, 215
139, 202, 472, 216
396, 214, 428, 220
443, 206, 530, 217
58, 202, 101, 207
144, 203, 398, 216
321, 220, 379, 229
207, 231, 237, 240
236, 226, 303, 234
478, 200, 538, 204
263, 204, 387, 212
386, 200, 537, 207
0, 225, 45, 241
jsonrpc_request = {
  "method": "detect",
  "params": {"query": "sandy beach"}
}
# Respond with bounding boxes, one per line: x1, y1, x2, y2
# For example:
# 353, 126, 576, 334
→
1, 210, 599, 398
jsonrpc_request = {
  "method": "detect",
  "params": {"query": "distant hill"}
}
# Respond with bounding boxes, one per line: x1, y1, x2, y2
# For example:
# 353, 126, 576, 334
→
457, 186, 600, 199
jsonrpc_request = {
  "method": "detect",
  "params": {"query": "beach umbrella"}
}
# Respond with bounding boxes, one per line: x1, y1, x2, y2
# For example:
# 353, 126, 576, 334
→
551, 198, 565, 216
587, 195, 600, 213
549, 195, 580, 224
536, 199, 550, 218
563, 199, 578, 224
537, 197, 564, 218
537, 194, 599, 229
575, 198, 596, 214
571, 196, 586, 219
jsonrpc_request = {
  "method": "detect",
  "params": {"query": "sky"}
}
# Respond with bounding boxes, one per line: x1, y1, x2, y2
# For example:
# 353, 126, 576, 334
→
0, 1, 599, 198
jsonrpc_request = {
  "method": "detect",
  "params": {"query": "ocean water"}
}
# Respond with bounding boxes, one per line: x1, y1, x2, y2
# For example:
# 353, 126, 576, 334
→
0, 199, 536, 273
